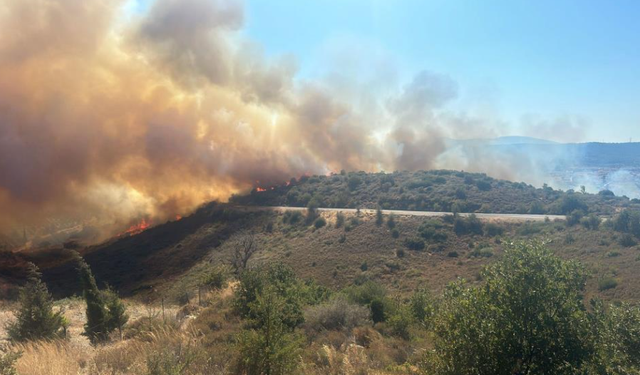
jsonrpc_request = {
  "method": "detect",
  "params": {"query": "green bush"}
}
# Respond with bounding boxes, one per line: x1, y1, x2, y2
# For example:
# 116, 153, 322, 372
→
314, 217, 327, 229
0, 351, 20, 375
234, 288, 302, 375
370, 299, 386, 323
424, 241, 592, 374
386, 305, 413, 340
598, 277, 618, 291
387, 215, 396, 229
233, 263, 306, 330
485, 223, 504, 237
391, 229, 400, 238
619, 234, 637, 247
404, 238, 425, 251
199, 266, 230, 290
453, 214, 483, 236
410, 289, 435, 329
303, 297, 370, 332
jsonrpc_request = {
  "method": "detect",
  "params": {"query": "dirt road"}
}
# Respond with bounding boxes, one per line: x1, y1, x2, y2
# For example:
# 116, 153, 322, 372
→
240, 206, 565, 222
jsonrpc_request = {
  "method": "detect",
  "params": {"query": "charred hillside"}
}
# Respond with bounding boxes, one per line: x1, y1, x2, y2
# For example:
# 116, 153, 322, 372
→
233, 170, 637, 215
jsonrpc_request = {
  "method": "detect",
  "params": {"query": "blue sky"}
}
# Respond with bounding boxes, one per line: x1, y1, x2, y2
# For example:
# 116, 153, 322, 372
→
243, 0, 640, 142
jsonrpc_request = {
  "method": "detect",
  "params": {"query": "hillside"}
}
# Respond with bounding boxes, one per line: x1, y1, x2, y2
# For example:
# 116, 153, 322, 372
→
4, 171, 640, 374
232, 170, 637, 215
3, 176, 640, 303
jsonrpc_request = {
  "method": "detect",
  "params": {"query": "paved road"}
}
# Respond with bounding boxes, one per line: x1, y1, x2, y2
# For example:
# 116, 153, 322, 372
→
239, 206, 565, 222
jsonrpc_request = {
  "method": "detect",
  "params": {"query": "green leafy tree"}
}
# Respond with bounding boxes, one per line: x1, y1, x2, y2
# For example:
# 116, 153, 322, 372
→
234, 263, 305, 329
234, 287, 302, 375
7, 263, 64, 342
424, 241, 592, 375
588, 299, 640, 373
74, 252, 110, 343
410, 288, 435, 329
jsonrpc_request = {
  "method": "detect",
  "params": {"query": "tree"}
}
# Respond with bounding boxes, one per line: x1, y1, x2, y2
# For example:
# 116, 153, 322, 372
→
234, 263, 305, 330
234, 287, 302, 375
588, 299, 640, 373
232, 232, 258, 275
424, 241, 592, 375
376, 207, 383, 226
104, 286, 128, 340
74, 252, 110, 343
7, 263, 64, 342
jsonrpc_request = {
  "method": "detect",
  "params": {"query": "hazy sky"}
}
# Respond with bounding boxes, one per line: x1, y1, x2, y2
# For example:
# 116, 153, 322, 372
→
243, 0, 640, 142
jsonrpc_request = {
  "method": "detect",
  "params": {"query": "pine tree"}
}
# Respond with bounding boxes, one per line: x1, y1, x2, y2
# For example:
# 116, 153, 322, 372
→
73, 252, 110, 343
7, 263, 64, 342
104, 286, 128, 340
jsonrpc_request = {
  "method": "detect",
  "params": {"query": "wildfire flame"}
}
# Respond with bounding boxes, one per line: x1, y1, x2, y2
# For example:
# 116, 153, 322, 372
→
256, 187, 267, 192
117, 218, 152, 237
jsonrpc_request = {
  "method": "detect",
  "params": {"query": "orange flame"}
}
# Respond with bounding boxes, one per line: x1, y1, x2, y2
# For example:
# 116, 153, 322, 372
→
117, 218, 152, 237
256, 187, 267, 192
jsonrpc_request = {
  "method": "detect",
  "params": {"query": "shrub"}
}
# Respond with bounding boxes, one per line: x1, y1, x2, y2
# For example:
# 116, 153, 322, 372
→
0, 351, 20, 375
424, 241, 592, 374
581, 214, 601, 230
387, 215, 396, 229
566, 210, 585, 227
343, 281, 387, 307
453, 214, 483, 236
485, 223, 505, 237
234, 288, 302, 375
396, 249, 405, 258
348, 176, 362, 190
314, 217, 327, 229
557, 194, 589, 215
370, 299, 386, 323
233, 263, 305, 330
619, 234, 637, 248
469, 248, 493, 258
7, 263, 65, 342
476, 180, 492, 191
588, 300, 640, 372
447, 251, 459, 258
599, 277, 618, 291
614, 209, 640, 238
304, 298, 371, 332
199, 266, 230, 290
283, 210, 302, 225
386, 305, 413, 340
376, 208, 384, 226
404, 238, 425, 251
360, 262, 368, 272
410, 289, 435, 329
104, 286, 129, 340
391, 229, 400, 238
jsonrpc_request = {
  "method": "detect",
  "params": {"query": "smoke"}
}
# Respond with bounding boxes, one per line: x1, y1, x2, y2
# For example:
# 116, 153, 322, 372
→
0, 0, 586, 243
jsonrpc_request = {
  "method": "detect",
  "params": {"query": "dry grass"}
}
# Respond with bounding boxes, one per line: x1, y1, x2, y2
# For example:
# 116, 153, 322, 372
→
14, 341, 89, 375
